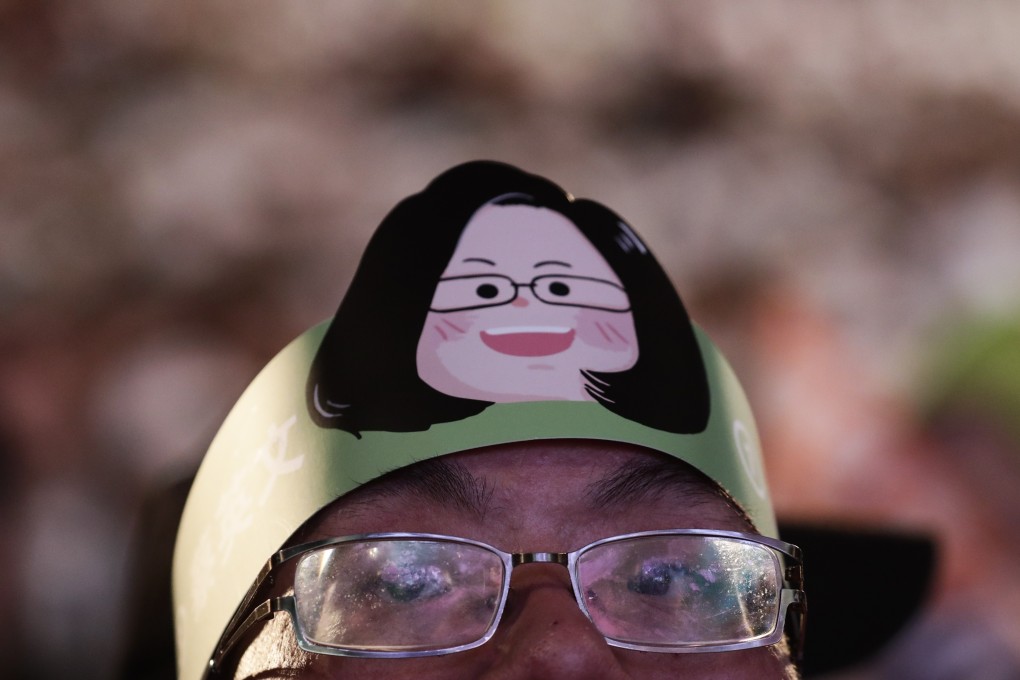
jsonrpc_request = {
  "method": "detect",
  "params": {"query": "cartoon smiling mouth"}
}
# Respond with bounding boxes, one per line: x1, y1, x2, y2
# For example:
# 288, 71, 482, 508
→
480, 326, 576, 357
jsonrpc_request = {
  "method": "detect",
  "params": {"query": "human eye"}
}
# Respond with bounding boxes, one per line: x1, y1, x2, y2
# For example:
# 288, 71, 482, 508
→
627, 560, 674, 596
627, 560, 717, 597
376, 561, 453, 603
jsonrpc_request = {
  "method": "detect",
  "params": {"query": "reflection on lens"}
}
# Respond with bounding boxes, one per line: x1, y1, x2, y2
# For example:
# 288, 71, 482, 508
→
294, 539, 505, 652
576, 535, 781, 647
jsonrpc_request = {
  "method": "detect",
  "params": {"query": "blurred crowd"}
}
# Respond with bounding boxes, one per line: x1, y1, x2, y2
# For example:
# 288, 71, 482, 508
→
2, 2, 1020, 679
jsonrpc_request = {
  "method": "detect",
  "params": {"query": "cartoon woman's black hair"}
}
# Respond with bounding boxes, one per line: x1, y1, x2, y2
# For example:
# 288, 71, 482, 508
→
307, 160, 709, 437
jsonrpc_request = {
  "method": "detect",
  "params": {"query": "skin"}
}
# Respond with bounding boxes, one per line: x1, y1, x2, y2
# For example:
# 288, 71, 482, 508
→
416, 204, 639, 402
230, 441, 798, 679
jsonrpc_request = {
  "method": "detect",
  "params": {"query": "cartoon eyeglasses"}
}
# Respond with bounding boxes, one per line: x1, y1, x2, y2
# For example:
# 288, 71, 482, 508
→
429, 274, 631, 313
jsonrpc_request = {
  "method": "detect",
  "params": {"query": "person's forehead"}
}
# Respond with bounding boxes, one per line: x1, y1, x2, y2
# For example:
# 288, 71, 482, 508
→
297, 440, 755, 547
443, 204, 618, 280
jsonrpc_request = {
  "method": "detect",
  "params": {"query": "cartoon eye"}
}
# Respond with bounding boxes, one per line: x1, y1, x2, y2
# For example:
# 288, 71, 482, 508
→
548, 281, 571, 297
476, 283, 500, 299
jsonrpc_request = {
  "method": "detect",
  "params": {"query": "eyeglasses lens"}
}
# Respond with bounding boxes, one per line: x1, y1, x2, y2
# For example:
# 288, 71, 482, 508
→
294, 539, 505, 652
576, 535, 781, 647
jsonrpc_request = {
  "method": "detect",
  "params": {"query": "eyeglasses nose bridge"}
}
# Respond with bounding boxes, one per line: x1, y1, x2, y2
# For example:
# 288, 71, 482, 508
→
512, 551, 569, 567
507, 279, 538, 299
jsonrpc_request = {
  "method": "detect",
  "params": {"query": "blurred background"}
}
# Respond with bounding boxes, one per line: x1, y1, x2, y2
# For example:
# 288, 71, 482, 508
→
2, 2, 1020, 678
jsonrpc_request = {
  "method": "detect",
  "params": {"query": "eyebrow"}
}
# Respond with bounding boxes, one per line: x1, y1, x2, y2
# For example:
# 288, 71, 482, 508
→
462, 257, 496, 266
584, 458, 747, 518
346, 458, 495, 522
343, 454, 746, 526
533, 260, 572, 268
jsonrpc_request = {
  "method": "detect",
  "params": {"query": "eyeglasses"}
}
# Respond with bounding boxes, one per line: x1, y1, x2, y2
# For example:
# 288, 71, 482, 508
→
429, 274, 631, 313
211, 530, 805, 672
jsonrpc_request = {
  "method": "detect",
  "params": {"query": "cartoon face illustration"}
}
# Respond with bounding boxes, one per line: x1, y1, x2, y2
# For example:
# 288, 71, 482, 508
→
307, 160, 710, 436
416, 203, 639, 402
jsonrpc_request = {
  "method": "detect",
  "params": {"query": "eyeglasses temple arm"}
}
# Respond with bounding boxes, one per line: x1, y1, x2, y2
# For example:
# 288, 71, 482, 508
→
209, 597, 286, 674
207, 551, 286, 675
207, 537, 368, 674
784, 562, 808, 662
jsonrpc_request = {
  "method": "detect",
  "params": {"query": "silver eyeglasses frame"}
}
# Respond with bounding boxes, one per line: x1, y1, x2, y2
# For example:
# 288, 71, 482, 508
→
209, 529, 805, 675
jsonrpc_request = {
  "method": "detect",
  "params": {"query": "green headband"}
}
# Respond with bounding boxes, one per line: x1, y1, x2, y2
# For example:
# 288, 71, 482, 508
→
171, 161, 776, 680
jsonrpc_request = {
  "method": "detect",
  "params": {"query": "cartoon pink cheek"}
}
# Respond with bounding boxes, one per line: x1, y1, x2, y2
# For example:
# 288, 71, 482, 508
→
575, 308, 638, 352
417, 310, 481, 393
419, 310, 475, 347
